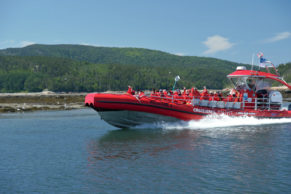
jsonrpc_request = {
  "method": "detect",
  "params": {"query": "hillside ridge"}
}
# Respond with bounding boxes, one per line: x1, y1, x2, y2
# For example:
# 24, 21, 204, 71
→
0, 44, 289, 93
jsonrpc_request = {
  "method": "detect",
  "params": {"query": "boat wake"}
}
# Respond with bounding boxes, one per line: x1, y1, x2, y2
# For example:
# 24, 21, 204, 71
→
136, 114, 291, 130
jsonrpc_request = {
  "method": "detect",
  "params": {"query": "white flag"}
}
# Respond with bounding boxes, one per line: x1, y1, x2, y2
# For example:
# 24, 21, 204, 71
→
175, 75, 180, 82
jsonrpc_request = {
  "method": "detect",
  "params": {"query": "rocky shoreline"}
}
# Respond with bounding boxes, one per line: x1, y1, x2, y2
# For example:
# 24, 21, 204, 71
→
0, 88, 290, 113
0, 92, 87, 113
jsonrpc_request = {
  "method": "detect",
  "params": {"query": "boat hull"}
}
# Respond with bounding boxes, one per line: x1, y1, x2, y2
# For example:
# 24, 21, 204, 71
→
98, 110, 180, 128
85, 93, 291, 128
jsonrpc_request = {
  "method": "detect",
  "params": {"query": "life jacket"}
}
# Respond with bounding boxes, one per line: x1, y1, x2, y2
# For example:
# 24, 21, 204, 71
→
182, 89, 187, 96
214, 93, 220, 101
151, 90, 158, 98
163, 91, 168, 97
234, 96, 239, 102
189, 92, 194, 98
234, 92, 241, 102
200, 89, 209, 100
225, 94, 233, 102
194, 89, 201, 98
190, 88, 195, 95
183, 90, 189, 99
189, 88, 194, 98
127, 87, 132, 94
173, 91, 179, 102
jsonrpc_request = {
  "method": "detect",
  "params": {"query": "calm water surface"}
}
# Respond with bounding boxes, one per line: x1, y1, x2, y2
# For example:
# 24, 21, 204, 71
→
0, 109, 291, 193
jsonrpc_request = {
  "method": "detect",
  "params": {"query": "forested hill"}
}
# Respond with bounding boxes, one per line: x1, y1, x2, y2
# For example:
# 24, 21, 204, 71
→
0, 55, 237, 92
0, 44, 239, 68
278, 62, 291, 82
0, 44, 289, 93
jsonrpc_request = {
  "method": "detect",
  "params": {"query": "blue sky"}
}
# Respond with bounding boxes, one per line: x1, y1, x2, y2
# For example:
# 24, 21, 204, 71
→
1, 0, 291, 65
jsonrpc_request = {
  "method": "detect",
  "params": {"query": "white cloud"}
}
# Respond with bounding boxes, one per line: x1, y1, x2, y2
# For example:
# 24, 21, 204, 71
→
0, 40, 36, 49
80, 42, 91, 46
20, 41, 35, 47
80, 42, 101, 47
203, 35, 234, 54
265, 32, 291, 43
174, 53, 185, 56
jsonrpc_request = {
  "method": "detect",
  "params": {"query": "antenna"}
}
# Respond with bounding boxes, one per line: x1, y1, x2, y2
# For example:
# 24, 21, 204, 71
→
258, 53, 261, 71
251, 53, 254, 71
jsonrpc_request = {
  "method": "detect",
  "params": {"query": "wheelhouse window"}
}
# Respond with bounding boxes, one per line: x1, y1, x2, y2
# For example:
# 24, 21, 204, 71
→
229, 76, 277, 92
229, 76, 250, 90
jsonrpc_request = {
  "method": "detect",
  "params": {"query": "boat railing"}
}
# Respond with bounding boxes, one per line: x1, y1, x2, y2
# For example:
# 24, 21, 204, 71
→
138, 94, 281, 111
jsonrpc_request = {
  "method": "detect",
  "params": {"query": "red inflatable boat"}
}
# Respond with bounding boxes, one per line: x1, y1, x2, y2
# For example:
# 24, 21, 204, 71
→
85, 66, 291, 128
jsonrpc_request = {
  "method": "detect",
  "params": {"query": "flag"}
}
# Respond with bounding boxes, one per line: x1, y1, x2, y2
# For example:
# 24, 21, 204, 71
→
259, 57, 272, 67
257, 52, 263, 58
257, 52, 272, 68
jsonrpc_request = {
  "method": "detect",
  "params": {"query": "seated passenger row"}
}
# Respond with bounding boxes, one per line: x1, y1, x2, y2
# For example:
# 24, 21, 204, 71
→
129, 86, 259, 106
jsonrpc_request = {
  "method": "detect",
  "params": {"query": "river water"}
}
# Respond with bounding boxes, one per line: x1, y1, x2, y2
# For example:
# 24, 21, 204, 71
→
0, 108, 291, 193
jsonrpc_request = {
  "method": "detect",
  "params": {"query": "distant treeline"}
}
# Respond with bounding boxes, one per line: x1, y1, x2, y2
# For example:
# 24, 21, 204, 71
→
0, 56, 235, 92
0, 44, 289, 92
277, 62, 291, 82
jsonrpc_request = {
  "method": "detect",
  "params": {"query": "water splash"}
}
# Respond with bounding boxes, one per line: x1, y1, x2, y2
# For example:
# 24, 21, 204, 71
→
159, 114, 291, 130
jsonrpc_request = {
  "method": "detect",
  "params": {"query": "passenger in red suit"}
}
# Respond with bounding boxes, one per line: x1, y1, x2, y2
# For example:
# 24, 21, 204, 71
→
190, 87, 201, 99
225, 94, 234, 102
200, 86, 209, 100
127, 85, 133, 95
214, 92, 220, 101
182, 87, 187, 96
138, 90, 145, 97
194, 88, 201, 98
183, 89, 189, 99
190, 88, 195, 98
159, 89, 164, 98
173, 91, 179, 102
151, 89, 157, 97
163, 89, 168, 98
217, 91, 223, 101
209, 92, 214, 101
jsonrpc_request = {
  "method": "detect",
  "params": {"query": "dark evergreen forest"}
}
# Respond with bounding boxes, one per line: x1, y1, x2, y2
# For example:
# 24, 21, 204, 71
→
0, 44, 289, 92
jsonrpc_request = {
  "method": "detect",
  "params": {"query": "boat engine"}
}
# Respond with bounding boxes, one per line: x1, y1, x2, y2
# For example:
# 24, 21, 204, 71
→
269, 91, 283, 104
268, 91, 282, 110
